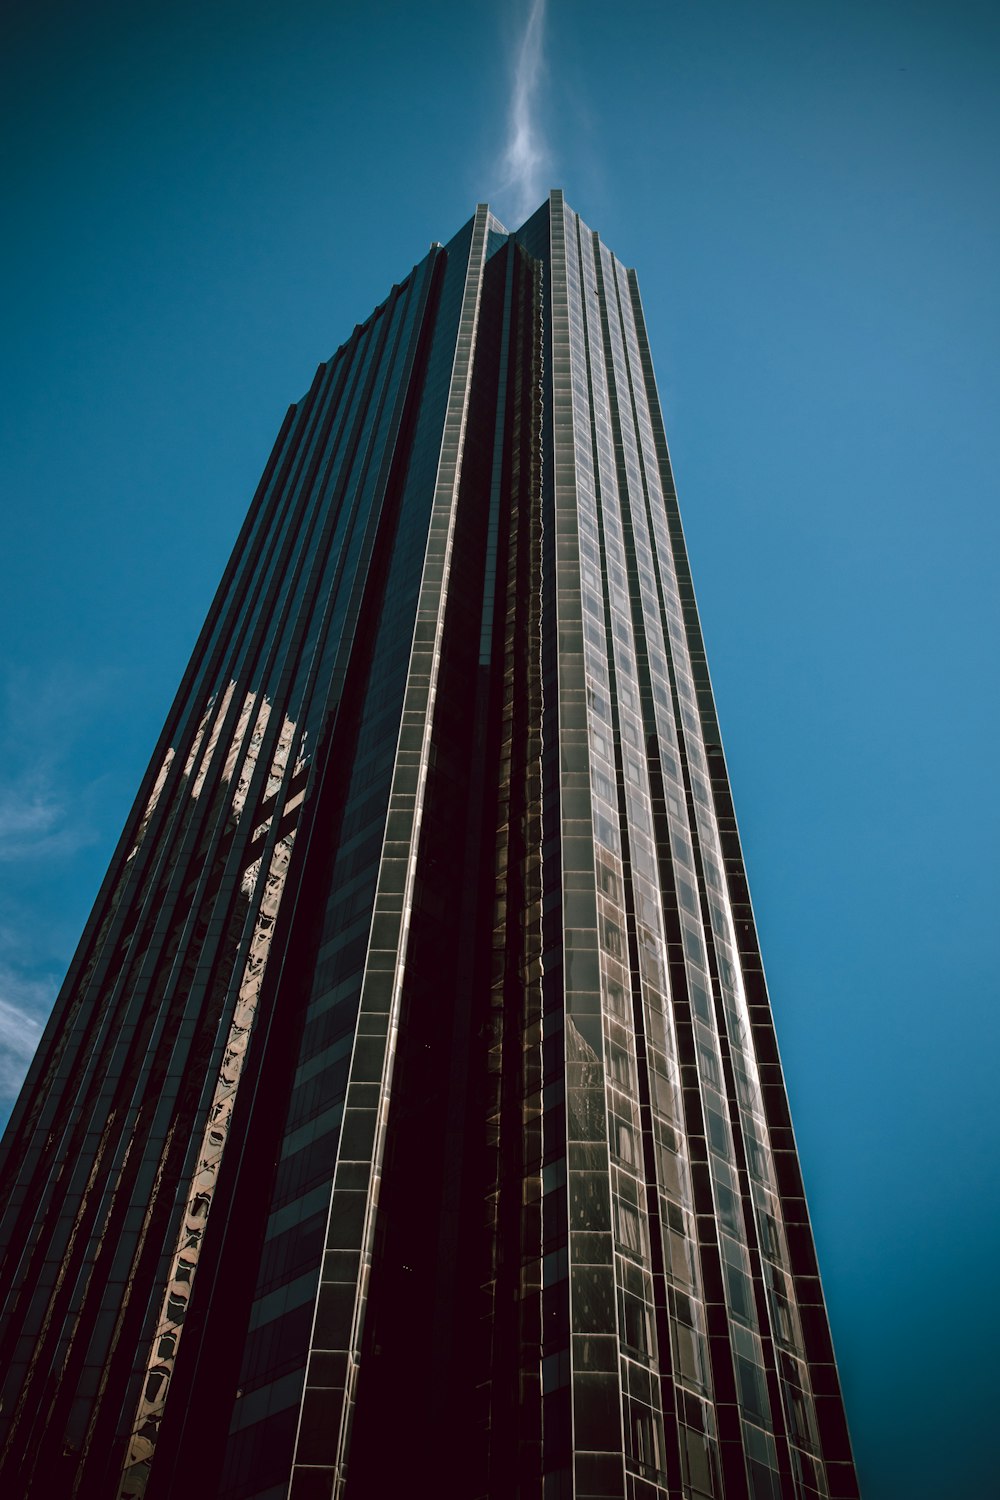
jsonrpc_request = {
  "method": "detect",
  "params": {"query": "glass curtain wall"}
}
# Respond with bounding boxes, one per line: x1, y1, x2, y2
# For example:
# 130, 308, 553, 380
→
0, 196, 857, 1500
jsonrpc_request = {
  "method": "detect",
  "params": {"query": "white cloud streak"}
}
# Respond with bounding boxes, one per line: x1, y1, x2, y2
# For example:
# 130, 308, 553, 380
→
0, 974, 55, 1102
0, 777, 92, 864
0, 662, 112, 865
0, 787, 61, 842
496, 0, 549, 227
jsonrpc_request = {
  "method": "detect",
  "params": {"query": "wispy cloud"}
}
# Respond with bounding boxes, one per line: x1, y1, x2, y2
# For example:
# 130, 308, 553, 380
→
495, 0, 550, 227
0, 663, 115, 864
0, 781, 61, 850
0, 660, 117, 1118
0, 774, 93, 863
0, 970, 55, 1102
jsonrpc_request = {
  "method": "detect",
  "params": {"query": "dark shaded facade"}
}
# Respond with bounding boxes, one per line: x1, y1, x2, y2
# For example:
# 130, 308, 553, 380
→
0, 195, 858, 1500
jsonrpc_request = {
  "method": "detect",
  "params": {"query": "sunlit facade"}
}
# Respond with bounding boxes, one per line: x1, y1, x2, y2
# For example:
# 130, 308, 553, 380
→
0, 194, 858, 1500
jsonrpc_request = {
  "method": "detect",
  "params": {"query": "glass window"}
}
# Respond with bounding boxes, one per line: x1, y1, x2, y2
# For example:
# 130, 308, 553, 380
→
629, 1401, 658, 1470
619, 1290, 650, 1354
616, 1198, 644, 1256
601, 917, 623, 958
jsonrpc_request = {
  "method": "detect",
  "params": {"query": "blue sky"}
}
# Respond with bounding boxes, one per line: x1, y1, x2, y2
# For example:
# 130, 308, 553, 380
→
2, 2, 998, 1493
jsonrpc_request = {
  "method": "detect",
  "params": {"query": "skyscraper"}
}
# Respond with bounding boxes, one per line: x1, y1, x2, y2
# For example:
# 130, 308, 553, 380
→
0, 193, 858, 1500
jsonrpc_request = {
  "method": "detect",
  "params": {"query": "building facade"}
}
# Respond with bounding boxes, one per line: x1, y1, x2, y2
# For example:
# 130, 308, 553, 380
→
0, 194, 858, 1500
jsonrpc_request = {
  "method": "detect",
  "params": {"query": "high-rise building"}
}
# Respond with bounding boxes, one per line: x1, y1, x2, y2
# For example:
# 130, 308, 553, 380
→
0, 194, 858, 1500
